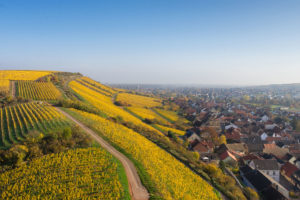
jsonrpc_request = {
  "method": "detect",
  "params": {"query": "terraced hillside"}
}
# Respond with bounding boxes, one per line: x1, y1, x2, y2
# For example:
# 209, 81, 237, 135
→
0, 102, 70, 148
0, 148, 129, 200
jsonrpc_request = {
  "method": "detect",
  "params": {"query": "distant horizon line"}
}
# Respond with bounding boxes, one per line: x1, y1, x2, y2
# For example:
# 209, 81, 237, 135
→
0, 68, 299, 88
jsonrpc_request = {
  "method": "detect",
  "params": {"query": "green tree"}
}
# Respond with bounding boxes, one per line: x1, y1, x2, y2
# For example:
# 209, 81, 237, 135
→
62, 127, 72, 140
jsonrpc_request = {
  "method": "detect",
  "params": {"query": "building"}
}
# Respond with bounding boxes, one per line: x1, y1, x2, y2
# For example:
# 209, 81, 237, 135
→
249, 159, 280, 182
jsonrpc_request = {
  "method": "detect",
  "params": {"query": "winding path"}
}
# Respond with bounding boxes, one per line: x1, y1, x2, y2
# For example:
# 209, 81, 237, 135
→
55, 108, 149, 200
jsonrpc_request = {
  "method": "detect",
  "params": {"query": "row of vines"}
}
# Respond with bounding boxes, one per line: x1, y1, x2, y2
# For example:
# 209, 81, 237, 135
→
0, 102, 70, 148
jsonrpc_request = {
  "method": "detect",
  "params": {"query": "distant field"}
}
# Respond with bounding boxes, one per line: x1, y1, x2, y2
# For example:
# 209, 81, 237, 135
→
0, 148, 129, 200
16, 80, 61, 100
0, 102, 70, 148
116, 92, 162, 107
0, 70, 54, 93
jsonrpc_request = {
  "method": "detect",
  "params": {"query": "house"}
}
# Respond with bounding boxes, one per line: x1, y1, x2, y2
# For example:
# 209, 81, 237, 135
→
226, 143, 248, 155
247, 144, 264, 153
292, 170, 300, 190
240, 165, 288, 200
186, 132, 201, 142
281, 162, 299, 186
249, 159, 280, 182
192, 141, 213, 154
263, 144, 289, 160
260, 132, 268, 141
219, 150, 237, 165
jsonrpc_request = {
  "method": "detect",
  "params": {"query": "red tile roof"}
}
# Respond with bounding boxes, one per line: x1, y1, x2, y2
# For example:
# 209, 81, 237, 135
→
281, 162, 298, 177
220, 150, 237, 161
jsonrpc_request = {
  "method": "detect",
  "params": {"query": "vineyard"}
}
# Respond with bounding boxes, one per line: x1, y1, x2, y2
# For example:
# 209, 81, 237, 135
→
69, 80, 164, 136
0, 102, 70, 148
154, 108, 189, 123
116, 92, 162, 108
16, 80, 61, 100
0, 70, 54, 93
155, 124, 186, 135
0, 148, 129, 200
80, 76, 117, 95
0, 80, 9, 93
66, 108, 219, 200
127, 107, 170, 125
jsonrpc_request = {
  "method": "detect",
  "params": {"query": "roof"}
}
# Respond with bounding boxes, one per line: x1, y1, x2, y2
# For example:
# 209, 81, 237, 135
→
252, 159, 280, 170
240, 165, 287, 200
281, 162, 298, 177
264, 144, 289, 159
219, 151, 237, 161
193, 142, 209, 153
247, 144, 264, 153
226, 143, 248, 153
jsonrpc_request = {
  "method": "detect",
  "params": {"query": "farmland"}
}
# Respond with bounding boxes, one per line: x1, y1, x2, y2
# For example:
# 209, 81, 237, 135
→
65, 108, 219, 200
0, 102, 70, 148
0, 70, 53, 93
116, 92, 162, 107
16, 80, 61, 100
0, 148, 129, 200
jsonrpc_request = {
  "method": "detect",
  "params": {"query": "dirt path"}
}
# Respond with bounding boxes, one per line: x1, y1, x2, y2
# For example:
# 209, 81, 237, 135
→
10, 80, 16, 97
56, 108, 149, 200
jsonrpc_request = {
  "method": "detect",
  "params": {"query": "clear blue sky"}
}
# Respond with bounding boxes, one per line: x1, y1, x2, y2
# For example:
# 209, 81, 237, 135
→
0, 0, 300, 85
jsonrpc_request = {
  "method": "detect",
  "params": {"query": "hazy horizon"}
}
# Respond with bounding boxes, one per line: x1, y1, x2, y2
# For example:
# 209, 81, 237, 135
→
1, 0, 300, 85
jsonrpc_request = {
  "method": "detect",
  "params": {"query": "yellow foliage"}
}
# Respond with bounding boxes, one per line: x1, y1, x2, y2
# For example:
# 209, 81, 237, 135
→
0, 148, 125, 200
127, 107, 170, 125
155, 108, 188, 123
0, 70, 54, 93
17, 80, 61, 100
69, 81, 163, 136
0, 70, 53, 80
116, 93, 162, 108
67, 109, 219, 200
156, 124, 185, 135
80, 76, 117, 94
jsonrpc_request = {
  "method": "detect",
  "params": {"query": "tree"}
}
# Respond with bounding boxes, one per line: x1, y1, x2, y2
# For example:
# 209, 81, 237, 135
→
192, 151, 200, 161
219, 135, 227, 145
244, 187, 259, 200
62, 127, 72, 140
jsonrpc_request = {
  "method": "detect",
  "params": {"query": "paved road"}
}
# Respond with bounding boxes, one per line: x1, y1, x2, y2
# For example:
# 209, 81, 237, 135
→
56, 108, 149, 200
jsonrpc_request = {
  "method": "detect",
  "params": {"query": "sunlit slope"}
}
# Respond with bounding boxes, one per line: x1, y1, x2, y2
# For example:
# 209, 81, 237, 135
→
0, 70, 54, 93
69, 80, 164, 136
154, 108, 189, 123
66, 109, 219, 200
0, 102, 70, 148
127, 107, 170, 125
116, 92, 162, 108
155, 124, 185, 136
80, 76, 117, 95
16, 80, 62, 100
0, 148, 128, 200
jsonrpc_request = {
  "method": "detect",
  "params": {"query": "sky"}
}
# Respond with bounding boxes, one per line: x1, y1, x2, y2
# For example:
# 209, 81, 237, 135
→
0, 0, 300, 86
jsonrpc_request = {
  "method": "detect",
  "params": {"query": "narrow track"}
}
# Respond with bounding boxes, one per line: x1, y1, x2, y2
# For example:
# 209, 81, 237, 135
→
55, 107, 149, 200
10, 80, 16, 97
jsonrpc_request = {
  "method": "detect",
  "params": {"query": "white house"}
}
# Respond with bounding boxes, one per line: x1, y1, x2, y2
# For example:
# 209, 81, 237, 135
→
249, 159, 280, 182
261, 115, 269, 122
260, 132, 268, 141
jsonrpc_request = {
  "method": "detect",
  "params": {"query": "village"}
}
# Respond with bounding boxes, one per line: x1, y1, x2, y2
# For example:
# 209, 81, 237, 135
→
171, 87, 300, 200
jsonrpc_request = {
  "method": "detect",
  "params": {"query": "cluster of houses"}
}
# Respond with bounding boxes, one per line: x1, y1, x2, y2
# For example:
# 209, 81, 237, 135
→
180, 99, 300, 200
